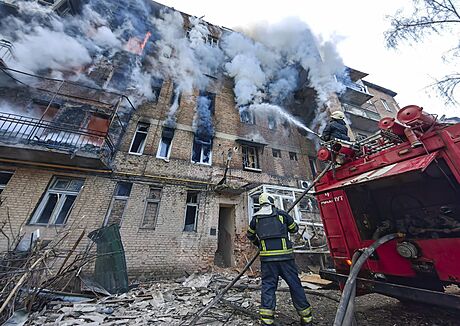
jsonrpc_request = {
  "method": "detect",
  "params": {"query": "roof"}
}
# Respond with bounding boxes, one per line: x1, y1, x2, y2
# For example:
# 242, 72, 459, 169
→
345, 67, 368, 82
363, 80, 398, 97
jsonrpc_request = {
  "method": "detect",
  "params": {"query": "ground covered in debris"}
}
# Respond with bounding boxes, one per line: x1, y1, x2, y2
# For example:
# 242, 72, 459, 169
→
20, 272, 459, 326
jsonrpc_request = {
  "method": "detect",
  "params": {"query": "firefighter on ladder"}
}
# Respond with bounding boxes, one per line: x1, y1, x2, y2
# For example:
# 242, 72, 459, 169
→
247, 193, 312, 325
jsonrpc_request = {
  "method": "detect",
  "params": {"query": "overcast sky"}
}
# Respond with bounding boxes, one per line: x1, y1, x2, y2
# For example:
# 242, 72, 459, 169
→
158, 0, 458, 117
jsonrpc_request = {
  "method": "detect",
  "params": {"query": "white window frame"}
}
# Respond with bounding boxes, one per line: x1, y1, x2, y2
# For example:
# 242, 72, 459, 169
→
156, 135, 173, 161
29, 177, 84, 226
191, 138, 212, 166
104, 182, 132, 226
140, 187, 161, 229
184, 191, 199, 232
381, 99, 392, 112
242, 145, 261, 171
129, 122, 149, 155
0, 171, 14, 193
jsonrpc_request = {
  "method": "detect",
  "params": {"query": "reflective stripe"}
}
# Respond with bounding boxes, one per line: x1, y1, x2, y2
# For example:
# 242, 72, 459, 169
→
298, 306, 312, 317
260, 317, 274, 324
259, 308, 274, 316
288, 222, 297, 230
259, 248, 293, 256
301, 316, 313, 323
261, 240, 267, 251
278, 215, 284, 224
281, 238, 287, 251
247, 227, 256, 234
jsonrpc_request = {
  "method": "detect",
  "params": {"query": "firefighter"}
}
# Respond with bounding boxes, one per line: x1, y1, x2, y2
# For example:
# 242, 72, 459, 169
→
247, 193, 312, 326
321, 110, 351, 141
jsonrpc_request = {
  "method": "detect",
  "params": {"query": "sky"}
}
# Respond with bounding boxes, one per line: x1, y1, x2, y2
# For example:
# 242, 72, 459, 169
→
158, 0, 459, 117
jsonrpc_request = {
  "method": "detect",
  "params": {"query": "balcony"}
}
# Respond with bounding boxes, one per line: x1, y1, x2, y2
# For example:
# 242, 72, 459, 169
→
342, 102, 381, 133
0, 68, 134, 170
338, 80, 373, 106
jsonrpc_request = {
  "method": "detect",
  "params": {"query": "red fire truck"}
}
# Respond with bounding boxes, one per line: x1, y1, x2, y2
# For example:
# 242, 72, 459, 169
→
315, 105, 460, 308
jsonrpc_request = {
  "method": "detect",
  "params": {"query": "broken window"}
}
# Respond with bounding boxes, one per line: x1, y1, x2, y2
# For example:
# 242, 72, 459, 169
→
242, 145, 260, 171
129, 122, 149, 154
184, 191, 199, 232
268, 115, 277, 130
199, 90, 216, 114
105, 182, 132, 226
0, 171, 13, 194
141, 187, 161, 229
309, 157, 318, 177
192, 136, 212, 165
151, 77, 163, 104
240, 109, 255, 125
289, 152, 298, 161
272, 149, 281, 158
157, 127, 175, 160
29, 177, 84, 226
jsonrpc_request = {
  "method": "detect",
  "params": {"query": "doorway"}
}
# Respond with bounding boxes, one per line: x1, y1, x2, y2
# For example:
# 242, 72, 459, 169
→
215, 206, 235, 267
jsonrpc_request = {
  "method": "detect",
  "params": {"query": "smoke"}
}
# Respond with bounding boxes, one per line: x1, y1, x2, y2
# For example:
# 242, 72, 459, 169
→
193, 95, 214, 140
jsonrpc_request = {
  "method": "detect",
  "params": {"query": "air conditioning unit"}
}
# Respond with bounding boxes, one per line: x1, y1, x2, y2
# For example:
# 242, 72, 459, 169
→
298, 180, 311, 190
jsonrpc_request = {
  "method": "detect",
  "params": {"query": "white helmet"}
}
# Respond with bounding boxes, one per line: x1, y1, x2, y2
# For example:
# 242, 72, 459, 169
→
259, 192, 275, 206
330, 110, 345, 120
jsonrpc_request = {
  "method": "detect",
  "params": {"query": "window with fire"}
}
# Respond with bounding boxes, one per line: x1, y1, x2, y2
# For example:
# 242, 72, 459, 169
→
346, 159, 460, 240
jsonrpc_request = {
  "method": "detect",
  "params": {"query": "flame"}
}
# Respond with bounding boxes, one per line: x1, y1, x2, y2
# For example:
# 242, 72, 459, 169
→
124, 32, 152, 55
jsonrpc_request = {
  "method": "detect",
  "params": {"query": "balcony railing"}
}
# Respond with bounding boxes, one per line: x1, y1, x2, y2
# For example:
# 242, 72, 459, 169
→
0, 112, 115, 157
342, 102, 381, 121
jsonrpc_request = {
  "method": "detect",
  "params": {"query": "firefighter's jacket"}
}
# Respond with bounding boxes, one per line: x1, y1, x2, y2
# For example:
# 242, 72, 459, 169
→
246, 205, 299, 262
321, 119, 350, 141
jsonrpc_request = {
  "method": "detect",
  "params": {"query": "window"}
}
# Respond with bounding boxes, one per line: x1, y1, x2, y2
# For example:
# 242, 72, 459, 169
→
289, 152, 298, 161
141, 187, 161, 229
309, 157, 318, 177
192, 136, 212, 165
268, 115, 277, 130
105, 182, 132, 226
0, 171, 13, 194
381, 99, 392, 112
151, 77, 163, 104
157, 127, 175, 160
129, 122, 149, 154
240, 109, 255, 124
184, 191, 199, 232
170, 84, 181, 106
242, 145, 260, 171
199, 90, 216, 115
29, 177, 84, 225
272, 149, 281, 158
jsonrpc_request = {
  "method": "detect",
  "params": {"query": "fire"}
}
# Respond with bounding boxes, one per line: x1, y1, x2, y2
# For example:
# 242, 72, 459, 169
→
124, 32, 152, 55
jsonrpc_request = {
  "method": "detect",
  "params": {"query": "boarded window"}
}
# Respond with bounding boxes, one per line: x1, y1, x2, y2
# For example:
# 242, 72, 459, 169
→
141, 188, 161, 229
272, 149, 281, 158
184, 191, 199, 232
242, 145, 260, 170
157, 127, 175, 159
29, 177, 84, 225
0, 171, 13, 194
106, 182, 132, 226
129, 122, 149, 154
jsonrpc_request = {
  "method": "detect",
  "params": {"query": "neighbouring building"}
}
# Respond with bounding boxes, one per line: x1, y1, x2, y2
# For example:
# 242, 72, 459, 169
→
0, 0, 399, 278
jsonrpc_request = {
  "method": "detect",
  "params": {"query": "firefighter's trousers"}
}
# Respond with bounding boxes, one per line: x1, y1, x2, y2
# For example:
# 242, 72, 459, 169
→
260, 260, 311, 324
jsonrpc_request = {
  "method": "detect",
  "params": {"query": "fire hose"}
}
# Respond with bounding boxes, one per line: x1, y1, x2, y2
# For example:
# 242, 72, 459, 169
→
333, 233, 404, 326
188, 161, 334, 326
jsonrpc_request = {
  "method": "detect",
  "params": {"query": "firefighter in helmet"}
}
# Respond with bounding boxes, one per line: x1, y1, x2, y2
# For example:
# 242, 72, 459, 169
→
247, 192, 312, 325
321, 110, 351, 142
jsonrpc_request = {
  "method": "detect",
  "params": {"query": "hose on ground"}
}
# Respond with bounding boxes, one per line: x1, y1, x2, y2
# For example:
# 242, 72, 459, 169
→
333, 233, 404, 326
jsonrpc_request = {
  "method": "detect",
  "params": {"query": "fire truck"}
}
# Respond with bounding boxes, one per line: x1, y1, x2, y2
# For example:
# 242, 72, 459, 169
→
315, 105, 460, 309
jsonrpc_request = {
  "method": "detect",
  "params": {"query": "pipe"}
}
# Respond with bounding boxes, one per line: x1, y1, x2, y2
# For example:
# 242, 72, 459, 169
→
0, 158, 112, 174
333, 233, 404, 326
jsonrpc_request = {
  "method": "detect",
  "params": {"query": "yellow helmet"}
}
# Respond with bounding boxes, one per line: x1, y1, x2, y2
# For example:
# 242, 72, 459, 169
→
259, 192, 275, 206
330, 110, 345, 120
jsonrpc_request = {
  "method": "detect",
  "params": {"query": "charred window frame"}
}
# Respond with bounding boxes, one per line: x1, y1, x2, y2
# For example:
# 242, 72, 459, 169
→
268, 115, 277, 130
308, 157, 318, 177
29, 177, 84, 226
141, 187, 162, 229
151, 77, 163, 104
240, 109, 255, 125
289, 152, 298, 161
199, 90, 216, 115
272, 149, 281, 158
0, 171, 14, 194
242, 145, 260, 171
129, 122, 149, 155
157, 127, 175, 160
105, 182, 133, 226
192, 136, 212, 165
184, 191, 199, 232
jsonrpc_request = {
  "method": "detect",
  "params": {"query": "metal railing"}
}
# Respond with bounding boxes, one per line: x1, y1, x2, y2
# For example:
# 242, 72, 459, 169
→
0, 112, 115, 157
342, 102, 381, 121
0, 39, 13, 63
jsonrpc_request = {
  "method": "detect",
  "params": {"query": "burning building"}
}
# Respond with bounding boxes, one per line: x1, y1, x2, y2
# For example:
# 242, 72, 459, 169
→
0, 0, 400, 278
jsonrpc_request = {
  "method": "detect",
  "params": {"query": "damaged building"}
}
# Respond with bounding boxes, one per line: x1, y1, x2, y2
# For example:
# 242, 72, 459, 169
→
0, 0, 400, 279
